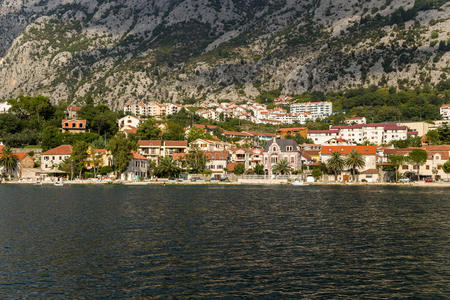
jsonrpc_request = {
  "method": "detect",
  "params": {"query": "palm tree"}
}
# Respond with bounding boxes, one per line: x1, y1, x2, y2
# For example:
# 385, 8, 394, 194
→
272, 159, 293, 175
253, 163, 265, 175
327, 152, 345, 182
345, 150, 365, 182
0, 146, 19, 179
387, 155, 404, 182
156, 156, 180, 178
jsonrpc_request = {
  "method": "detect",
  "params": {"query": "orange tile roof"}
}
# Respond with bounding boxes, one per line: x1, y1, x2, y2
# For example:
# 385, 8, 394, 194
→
14, 153, 29, 160
164, 140, 188, 147
0, 145, 4, 154
67, 105, 82, 111
95, 149, 107, 153
321, 145, 377, 155
42, 145, 73, 155
173, 153, 187, 160
205, 150, 228, 160
138, 140, 162, 147
131, 151, 146, 160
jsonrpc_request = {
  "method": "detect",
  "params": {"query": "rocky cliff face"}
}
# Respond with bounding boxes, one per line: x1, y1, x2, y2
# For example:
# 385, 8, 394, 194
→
0, 0, 448, 108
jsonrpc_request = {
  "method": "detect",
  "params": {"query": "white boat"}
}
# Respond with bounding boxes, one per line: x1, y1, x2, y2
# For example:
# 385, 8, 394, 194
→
291, 180, 305, 186
53, 182, 64, 187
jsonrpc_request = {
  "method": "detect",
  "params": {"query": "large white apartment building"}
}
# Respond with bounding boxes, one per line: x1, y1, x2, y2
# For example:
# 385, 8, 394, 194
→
330, 123, 408, 144
290, 102, 332, 118
441, 104, 450, 120
124, 102, 184, 117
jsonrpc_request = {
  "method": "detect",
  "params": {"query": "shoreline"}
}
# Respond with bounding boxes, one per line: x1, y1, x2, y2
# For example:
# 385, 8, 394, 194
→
3, 180, 450, 187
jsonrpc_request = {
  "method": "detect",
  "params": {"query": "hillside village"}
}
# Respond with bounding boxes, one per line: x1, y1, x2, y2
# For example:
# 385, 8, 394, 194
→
0, 95, 449, 184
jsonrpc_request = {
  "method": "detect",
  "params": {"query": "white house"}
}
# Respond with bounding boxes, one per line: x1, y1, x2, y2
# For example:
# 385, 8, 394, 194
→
0, 101, 11, 114
118, 115, 143, 129
441, 104, 450, 120
307, 129, 340, 144
290, 102, 332, 118
121, 151, 149, 181
41, 145, 73, 171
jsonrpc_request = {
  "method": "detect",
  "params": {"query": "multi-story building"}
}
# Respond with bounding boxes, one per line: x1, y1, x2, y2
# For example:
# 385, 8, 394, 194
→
263, 138, 302, 175
307, 130, 340, 144
62, 120, 86, 134
331, 123, 408, 145
0, 101, 11, 114
290, 101, 332, 118
440, 104, 450, 120
121, 151, 149, 181
277, 127, 308, 138
190, 139, 234, 152
66, 105, 82, 119
118, 115, 144, 129
205, 150, 229, 178
41, 145, 73, 171
345, 117, 366, 125
138, 140, 163, 163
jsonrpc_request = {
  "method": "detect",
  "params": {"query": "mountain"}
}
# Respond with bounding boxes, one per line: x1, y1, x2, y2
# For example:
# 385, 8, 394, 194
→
0, 0, 448, 108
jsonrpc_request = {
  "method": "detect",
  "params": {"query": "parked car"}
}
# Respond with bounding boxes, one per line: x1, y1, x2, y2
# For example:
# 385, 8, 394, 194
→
190, 177, 201, 182
425, 178, 433, 182
168, 177, 176, 181
399, 177, 410, 183
210, 177, 218, 181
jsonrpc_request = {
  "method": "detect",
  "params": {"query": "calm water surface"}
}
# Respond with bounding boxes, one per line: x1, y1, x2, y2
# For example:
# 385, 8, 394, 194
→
0, 185, 448, 299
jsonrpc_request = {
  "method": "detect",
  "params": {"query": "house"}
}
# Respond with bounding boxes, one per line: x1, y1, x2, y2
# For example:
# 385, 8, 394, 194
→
121, 151, 149, 181
243, 131, 276, 141
345, 117, 366, 125
320, 146, 378, 181
138, 140, 163, 162
440, 104, 450, 120
0, 101, 12, 114
263, 138, 302, 175
118, 115, 144, 129
277, 127, 308, 138
66, 105, 82, 119
307, 130, 340, 144
191, 139, 234, 152
359, 169, 381, 183
86, 147, 111, 170
330, 123, 408, 145
14, 153, 35, 178
41, 145, 73, 171
163, 140, 188, 157
62, 120, 86, 134
382, 145, 450, 180
222, 130, 254, 139
205, 150, 229, 178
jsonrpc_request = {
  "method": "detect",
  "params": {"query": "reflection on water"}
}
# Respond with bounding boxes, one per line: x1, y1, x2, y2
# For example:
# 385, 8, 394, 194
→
0, 185, 448, 298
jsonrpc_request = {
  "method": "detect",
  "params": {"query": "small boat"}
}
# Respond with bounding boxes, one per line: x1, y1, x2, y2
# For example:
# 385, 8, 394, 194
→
291, 180, 305, 186
53, 182, 64, 187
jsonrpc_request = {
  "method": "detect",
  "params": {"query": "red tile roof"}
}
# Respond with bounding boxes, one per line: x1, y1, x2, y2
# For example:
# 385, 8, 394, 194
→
164, 140, 188, 147
131, 151, 146, 160
138, 140, 162, 147
67, 105, 82, 111
223, 130, 253, 137
360, 169, 379, 174
308, 130, 340, 134
205, 150, 228, 160
321, 145, 377, 155
226, 162, 239, 172
14, 153, 29, 160
42, 145, 73, 155
244, 131, 276, 137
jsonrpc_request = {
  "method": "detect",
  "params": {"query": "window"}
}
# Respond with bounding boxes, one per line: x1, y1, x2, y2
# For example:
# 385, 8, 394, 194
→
426, 165, 430, 170
273, 147, 277, 152
286, 146, 293, 151
402, 165, 408, 170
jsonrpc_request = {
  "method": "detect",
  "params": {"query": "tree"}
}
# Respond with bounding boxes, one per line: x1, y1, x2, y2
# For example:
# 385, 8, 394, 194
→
345, 150, 366, 182
78, 104, 119, 136
312, 167, 322, 181
155, 156, 180, 178
185, 146, 208, 173
253, 163, 265, 175
71, 141, 89, 179
443, 160, 450, 181
233, 163, 245, 176
426, 130, 441, 145
187, 126, 206, 142
327, 152, 345, 181
272, 159, 292, 175
137, 119, 162, 140
407, 149, 428, 179
7, 95, 55, 123
41, 126, 63, 151
163, 123, 185, 140
388, 155, 405, 182
91, 152, 104, 178
0, 146, 18, 179
107, 133, 135, 175
437, 124, 450, 144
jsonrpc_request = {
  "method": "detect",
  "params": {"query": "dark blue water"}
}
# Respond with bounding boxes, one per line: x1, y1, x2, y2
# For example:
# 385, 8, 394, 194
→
0, 185, 448, 299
